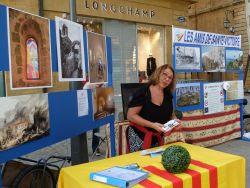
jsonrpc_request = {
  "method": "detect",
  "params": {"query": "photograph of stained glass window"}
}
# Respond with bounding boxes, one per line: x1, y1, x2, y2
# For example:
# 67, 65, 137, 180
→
7, 8, 52, 89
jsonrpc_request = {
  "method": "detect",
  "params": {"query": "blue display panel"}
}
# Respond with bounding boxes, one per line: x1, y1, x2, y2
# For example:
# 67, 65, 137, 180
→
0, 5, 115, 164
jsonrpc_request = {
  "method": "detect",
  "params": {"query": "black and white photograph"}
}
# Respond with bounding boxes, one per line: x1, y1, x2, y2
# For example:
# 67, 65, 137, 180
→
202, 46, 225, 72
87, 32, 108, 84
55, 16, 86, 81
0, 93, 50, 151
174, 44, 201, 70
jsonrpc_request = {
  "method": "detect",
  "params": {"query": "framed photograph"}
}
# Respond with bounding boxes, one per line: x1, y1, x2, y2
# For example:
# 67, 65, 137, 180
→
7, 8, 52, 90
87, 32, 108, 84
121, 83, 147, 120
92, 87, 114, 120
173, 43, 201, 71
225, 48, 243, 71
202, 46, 225, 72
55, 16, 86, 81
0, 93, 50, 151
174, 80, 203, 111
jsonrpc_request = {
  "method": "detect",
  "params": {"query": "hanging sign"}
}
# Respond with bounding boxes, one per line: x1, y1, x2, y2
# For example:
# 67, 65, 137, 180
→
172, 27, 241, 48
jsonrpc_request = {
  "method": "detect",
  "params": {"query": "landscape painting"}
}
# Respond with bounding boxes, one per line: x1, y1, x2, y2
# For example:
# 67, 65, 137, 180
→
202, 46, 225, 72
92, 87, 114, 120
174, 44, 201, 70
55, 16, 85, 81
176, 82, 200, 107
225, 49, 243, 70
0, 93, 50, 151
8, 8, 52, 89
87, 32, 108, 84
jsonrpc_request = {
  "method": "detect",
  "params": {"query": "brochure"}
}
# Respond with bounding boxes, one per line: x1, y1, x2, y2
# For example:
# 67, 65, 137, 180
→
163, 119, 179, 132
89, 166, 149, 188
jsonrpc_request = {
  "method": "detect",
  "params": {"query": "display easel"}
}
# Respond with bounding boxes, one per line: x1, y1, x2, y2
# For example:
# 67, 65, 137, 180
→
0, 5, 116, 187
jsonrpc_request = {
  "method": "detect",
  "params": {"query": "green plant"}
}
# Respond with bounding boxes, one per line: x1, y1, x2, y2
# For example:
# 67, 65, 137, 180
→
161, 145, 191, 173
174, 110, 183, 120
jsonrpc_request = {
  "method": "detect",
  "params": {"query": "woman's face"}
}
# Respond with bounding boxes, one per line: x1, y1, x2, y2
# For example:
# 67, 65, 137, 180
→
159, 68, 173, 88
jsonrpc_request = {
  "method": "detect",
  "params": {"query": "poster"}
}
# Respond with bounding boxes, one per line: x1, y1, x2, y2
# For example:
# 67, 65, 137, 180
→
203, 82, 224, 115
87, 32, 108, 84
55, 16, 86, 81
77, 90, 88, 117
0, 93, 50, 151
226, 80, 244, 100
7, 8, 52, 90
92, 87, 114, 120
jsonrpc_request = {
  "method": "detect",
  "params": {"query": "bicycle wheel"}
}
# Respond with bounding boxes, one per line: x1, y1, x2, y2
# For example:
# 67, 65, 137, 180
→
11, 165, 56, 188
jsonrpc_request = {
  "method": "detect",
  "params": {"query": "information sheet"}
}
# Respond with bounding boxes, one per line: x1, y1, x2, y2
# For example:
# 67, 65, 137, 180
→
77, 90, 88, 117
204, 82, 224, 115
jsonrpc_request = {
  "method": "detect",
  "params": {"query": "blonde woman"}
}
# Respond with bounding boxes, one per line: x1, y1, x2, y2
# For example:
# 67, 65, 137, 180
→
127, 64, 182, 152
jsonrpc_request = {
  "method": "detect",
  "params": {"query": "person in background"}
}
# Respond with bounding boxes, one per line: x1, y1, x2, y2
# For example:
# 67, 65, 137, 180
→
127, 64, 182, 152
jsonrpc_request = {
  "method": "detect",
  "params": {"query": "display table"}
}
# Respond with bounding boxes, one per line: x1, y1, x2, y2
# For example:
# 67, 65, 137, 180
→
58, 142, 245, 188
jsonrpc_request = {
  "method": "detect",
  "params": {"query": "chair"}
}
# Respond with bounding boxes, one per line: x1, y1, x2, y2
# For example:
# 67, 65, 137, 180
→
120, 83, 147, 120
91, 132, 107, 159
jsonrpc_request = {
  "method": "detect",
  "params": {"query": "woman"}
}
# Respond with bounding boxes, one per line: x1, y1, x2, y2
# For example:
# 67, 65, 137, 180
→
127, 64, 181, 152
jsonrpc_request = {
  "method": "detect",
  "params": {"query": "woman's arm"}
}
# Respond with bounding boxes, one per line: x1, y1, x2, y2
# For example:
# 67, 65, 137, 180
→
127, 106, 165, 132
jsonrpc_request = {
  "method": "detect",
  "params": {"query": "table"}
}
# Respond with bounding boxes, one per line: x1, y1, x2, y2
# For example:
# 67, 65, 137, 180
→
58, 142, 245, 188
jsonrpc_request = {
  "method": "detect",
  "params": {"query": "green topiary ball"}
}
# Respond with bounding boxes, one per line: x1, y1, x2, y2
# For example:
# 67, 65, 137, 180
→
161, 145, 191, 174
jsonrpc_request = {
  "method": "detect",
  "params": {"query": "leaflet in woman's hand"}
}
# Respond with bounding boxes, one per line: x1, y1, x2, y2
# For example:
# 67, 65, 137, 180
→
163, 119, 179, 132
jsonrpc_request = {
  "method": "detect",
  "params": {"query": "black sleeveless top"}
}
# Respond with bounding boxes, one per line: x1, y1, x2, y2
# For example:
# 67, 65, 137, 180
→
128, 84, 173, 133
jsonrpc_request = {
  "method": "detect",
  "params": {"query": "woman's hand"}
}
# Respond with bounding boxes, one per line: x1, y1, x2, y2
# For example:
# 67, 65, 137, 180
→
173, 119, 182, 131
164, 119, 182, 136
152, 122, 165, 133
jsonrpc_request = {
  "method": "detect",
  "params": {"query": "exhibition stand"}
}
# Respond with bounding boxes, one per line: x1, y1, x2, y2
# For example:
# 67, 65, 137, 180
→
0, 5, 116, 187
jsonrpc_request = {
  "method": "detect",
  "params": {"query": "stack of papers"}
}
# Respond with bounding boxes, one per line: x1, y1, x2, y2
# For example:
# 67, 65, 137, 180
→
140, 148, 165, 156
89, 166, 149, 188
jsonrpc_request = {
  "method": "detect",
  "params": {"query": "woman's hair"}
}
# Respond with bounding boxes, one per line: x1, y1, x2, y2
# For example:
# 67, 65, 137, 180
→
148, 64, 176, 92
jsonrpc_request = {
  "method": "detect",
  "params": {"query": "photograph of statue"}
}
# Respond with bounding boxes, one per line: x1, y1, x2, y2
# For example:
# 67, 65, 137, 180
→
92, 87, 114, 120
55, 16, 86, 81
202, 46, 225, 72
87, 32, 107, 84
225, 49, 243, 70
0, 93, 50, 151
174, 45, 201, 70
8, 8, 52, 89
176, 82, 200, 107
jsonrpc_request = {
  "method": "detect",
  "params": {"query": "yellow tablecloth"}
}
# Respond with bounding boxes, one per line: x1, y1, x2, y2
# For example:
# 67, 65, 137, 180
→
58, 142, 245, 188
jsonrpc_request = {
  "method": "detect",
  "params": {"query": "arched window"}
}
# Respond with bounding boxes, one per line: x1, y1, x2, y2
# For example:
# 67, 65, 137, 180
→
26, 38, 39, 80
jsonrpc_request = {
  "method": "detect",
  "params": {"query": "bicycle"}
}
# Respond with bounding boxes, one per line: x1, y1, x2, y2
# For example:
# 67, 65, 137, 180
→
8, 155, 71, 188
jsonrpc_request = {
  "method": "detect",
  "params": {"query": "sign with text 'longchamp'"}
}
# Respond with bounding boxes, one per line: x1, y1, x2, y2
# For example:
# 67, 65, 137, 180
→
172, 26, 241, 48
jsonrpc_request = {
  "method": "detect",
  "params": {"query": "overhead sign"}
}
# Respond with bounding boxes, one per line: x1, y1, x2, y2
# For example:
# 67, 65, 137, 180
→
172, 27, 241, 48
